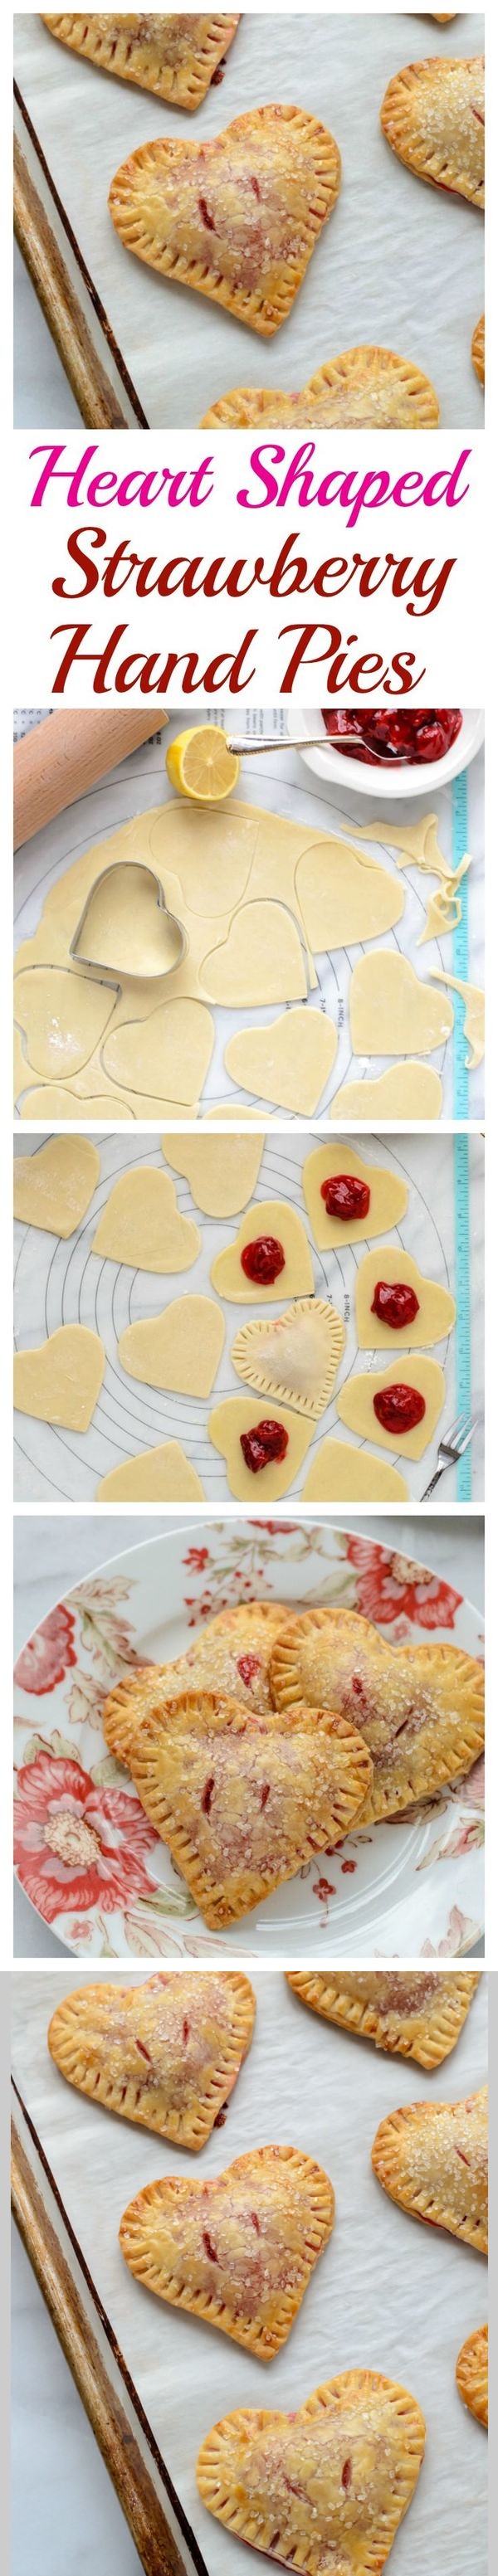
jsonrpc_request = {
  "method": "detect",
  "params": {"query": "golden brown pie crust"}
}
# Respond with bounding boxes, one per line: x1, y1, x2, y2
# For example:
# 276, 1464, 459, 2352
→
381, 55, 485, 208
123, 1687, 373, 1927
47, 1970, 255, 2147
286, 1970, 480, 2069
270, 1607, 485, 1824
120, 2144, 334, 2357
103, 1600, 289, 1760
471, 314, 485, 384
197, 2369, 426, 2571
456, 2323, 488, 2427
372, 2087, 488, 2252
42, 15, 241, 110
202, 345, 440, 427
109, 105, 341, 336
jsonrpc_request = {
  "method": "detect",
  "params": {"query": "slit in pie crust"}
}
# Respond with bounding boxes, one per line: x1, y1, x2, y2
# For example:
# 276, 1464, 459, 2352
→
120, 2143, 334, 2357
109, 105, 341, 336
286, 1970, 480, 2068
372, 2086, 488, 2252
47, 1969, 255, 2147
197, 2369, 426, 2572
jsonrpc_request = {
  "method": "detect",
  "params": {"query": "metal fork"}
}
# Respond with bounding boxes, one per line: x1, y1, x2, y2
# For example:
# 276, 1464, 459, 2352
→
420, 1411, 478, 1500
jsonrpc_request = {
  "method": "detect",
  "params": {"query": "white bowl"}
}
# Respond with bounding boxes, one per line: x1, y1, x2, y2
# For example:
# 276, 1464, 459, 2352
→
286, 706, 484, 800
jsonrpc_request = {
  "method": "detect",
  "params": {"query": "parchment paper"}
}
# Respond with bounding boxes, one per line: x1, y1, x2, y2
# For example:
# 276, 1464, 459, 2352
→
12, 1967, 488, 2576
13, 12, 485, 431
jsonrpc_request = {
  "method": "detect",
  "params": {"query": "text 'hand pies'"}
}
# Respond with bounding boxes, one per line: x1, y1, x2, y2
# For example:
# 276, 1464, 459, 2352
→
372, 2087, 488, 2252
120, 2144, 334, 2358
197, 2369, 426, 2573
109, 105, 341, 335
456, 2324, 488, 2427
381, 54, 485, 209
271, 1608, 485, 1824
286, 1970, 480, 2069
47, 1970, 255, 2147
122, 1689, 373, 1927
42, 15, 241, 110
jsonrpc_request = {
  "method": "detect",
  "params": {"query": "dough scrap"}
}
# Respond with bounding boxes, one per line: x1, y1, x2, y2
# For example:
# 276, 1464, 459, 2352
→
14, 967, 116, 1080
429, 970, 484, 1069
417, 884, 461, 945
355, 1249, 456, 1350
199, 903, 308, 1006
91, 1169, 200, 1272
225, 1007, 338, 1115
301, 1440, 409, 1502
13, 1137, 100, 1237
350, 951, 454, 1056
303, 1142, 408, 1249
231, 1299, 345, 1419
354, 813, 447, 873
161, 1130, 264, 1215
208, 1397, 314, 1498
119, 1296, 224, 1397
330, 1064, 443, 1121
97, 1441, 206, 1502
14, 1323, 105, 1431
211, 1200, 314, 1303
295, 835, 403, 950
102, 998, 214, 1103
336, 1354, 446, 1460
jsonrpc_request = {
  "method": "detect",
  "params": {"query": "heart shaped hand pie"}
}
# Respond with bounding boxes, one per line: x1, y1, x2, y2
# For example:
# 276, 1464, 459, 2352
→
120, 2144, 334, 2357
42, 14, 241, 110
286, 1970, 480, 2068
119, 1295, 224, 1398
381, 54, 485, 208
97, 1440, 206, 1504
124, 1690, 373, 1926
13, 1137, 100, 1238
355, 1249, 456, 1350
162, 1130, 264, 1215
211, 1200, 314, 1302
48, 1970, 255, 2148
303, 1144, 408, 1249
336, 1355, 446, 1458
14, 1323, 105, 1432
225, 1006, 338, 1117
92, 1169, 201, 1271
202, 344, 440, 427
104, 1602, 290, 1762
109, 106, 341, 336
271, 1607, 485, 1823
456, 2325, 488, 2427
372, 2087, 488, 2252
349, 952, 454, 1057
232, 1299, 344, 1418
198, 2369, 426, 2570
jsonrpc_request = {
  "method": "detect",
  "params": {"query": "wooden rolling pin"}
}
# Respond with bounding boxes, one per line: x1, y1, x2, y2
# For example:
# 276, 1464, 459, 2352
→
14, 709, 168, 849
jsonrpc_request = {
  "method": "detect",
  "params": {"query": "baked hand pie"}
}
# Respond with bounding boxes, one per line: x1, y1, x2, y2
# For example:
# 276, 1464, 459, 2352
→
104, 1601, 290, 1760
231, 1299, 345, 1419
120, 2144, 334, 2358
109, 105, 341, 336
197, 2369, 426, 2570
47, 1970, 255, 2147
123, 1689, 374, 1927
372, 2087, 488, 2252
270, 1607, 485, 1823
381, 55, 485, 209
286, 1970, 480, 2069
472, 314, 485, 384
201, 344, 440, 427
456, 2324, 488, 2427
42, 16, 241, 110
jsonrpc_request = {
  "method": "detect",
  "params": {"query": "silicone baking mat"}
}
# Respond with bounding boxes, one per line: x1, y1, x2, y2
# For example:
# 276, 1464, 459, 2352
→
13, 12, 485, 431
13, 1126, 484, 1502
12, 1970, 488, 2576
13, 713, 485, 1123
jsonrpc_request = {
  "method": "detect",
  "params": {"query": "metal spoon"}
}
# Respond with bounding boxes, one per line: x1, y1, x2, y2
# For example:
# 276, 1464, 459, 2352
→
226, 733, 411, 763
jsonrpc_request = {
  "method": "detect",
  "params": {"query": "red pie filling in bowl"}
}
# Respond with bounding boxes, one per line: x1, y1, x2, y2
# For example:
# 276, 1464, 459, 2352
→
321, 709, 463, 765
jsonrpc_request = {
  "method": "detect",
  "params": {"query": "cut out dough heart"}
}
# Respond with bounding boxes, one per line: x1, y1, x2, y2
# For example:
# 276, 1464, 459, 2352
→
295, 835, 403, 950
97, 1443, 206, 1503
286, 1970, 480, 2068
120, 2145, 334, 2357
209, 1398, 314, 1498
303, 1144, 408, 1249
200, 904, 308, 1007
14, 967, 116, 1079
301, 1440, 409, 1503
104, 1604, 290, 1761
372, 2087, 488, 2251
350, 951, 454, 1057
48, 1969, 255, 2149
330, 1064, 443, 1120
92, 1170, 200, 1272
381, 53, 485, 209
13, 1137, 100, 1237
125, 1690, 373, 1925
336, 1355, 445, 1459
456, 2325, 488, 2428
161, 1131, 264, 1215
225, 1006, 338, 1115
271, 1609, 485, 1824
197, 2369, 426, 2569
149, 801, 258, 915
102, 998, 214, 1103
42, 14, 241, 110
232, 1299, 344, 1419
109, 106, 341, 338
120, 1296, 224, 1397
71, 862, 183, 979
14, 1324, 105, 1431
355, 1249, 456, 1350
211, 1200, 314, 1302
202, 344, 440, 428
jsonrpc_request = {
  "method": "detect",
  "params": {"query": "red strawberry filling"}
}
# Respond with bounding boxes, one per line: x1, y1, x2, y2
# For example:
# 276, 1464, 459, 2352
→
241, 1234, 286, 1284
240, 1420, 289, 1473
373, 1383, 426, 1434
371, 1281, 420, 1328
322, 708, 462, 765
320, 1173, 370, 1220
237, 1652, 262, 1689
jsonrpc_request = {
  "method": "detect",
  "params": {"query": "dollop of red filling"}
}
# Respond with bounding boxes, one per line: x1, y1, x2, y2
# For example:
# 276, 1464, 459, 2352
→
371, 1280, 420, 1329
322, 708, 462, 765
240, 1419, 289, 1473
241, 1234, 286, 1285
320, 1172, 370, 1220
373, 1383, 426, 1434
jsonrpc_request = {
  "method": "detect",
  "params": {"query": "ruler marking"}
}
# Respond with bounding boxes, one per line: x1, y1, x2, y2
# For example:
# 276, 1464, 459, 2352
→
453, 1132, 472, 1500
452, 771, 469, 1122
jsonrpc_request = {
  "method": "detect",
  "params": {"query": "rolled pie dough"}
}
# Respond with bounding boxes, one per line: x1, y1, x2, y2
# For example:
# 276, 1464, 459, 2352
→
231, 1299, 345, 1419
97, 1442, 206, 1503
330, 1064, 443, 1120
355, 1249, 456, 1351
13, 1323, 105, 1431
336, 1355, 446, 1460
91, 1169, 200, 1271
102, 998, 214, 1103
224, 1007, 338, 1116
303, 1143, 408, 1249
301, 1440, 409, 1502
161, 1131, 264, 1215
13, 1137, 100, 1236
208, 1397, 313, 1500
350, 952, 454, 1057
211, 1200, 314, 1302
119, 1296, 225, 1397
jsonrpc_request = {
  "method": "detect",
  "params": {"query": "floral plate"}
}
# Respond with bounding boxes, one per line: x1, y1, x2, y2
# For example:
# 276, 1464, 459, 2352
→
14, 1520, 484, 1961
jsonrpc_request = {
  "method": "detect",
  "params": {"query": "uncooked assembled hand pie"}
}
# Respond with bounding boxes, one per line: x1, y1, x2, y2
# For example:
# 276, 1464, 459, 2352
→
121, 1689, 374, 1926
381, 54, 485, 209
286, 1970, 480, 2067
231, 1299, 345, 1418
104, 1601, 290, 1760
456, 2324, 488, 2427
47, 1970, 255, 2147
372, 2087, 488, 2252
120, 2145, 334, 2357
197, 2369, 426, 2571
109, 105, 341, 335
42, 14, 242, 109
271, 1607, 485, 1822
202, 345, 440, 427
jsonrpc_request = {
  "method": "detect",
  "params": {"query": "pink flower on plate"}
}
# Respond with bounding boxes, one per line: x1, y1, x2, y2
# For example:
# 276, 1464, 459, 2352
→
457, 1755, 485, 1812
14, 1605, 77, 1696
344, 1538, 462, 1631
183, 1547, 211, 1573
14, 1751, 158, 1925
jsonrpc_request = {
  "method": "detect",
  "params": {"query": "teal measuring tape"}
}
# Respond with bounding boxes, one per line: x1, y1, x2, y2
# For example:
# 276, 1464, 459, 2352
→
453, 1132, 472, 1500
451, 770, 469, 1122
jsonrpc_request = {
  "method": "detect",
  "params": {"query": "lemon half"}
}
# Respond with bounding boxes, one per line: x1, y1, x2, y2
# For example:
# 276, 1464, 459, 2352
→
166, 725, 240, 803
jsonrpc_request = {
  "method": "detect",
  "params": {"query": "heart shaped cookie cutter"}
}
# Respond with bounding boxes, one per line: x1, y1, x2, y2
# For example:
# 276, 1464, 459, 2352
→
70, 861, 188, 981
